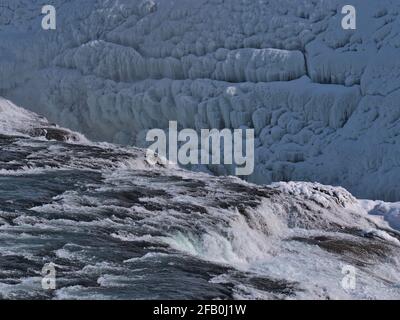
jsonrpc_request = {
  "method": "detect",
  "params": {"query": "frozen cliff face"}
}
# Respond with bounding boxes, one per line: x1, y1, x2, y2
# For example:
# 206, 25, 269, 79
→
0, 0, 400, 201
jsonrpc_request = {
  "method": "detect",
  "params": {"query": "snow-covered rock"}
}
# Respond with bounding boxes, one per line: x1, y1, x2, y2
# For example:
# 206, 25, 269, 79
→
0, 97, 87, 143
0, 0, 399, 201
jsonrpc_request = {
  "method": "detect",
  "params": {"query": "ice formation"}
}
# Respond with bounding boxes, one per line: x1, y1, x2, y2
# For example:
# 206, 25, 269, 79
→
0, 0, 400, 201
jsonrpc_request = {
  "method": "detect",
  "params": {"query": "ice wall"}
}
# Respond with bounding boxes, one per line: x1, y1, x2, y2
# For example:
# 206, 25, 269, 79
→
0, 0, 399, 201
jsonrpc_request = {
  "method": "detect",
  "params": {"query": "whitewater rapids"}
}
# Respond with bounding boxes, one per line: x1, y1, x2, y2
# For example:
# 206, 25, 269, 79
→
0, 98, 399, 299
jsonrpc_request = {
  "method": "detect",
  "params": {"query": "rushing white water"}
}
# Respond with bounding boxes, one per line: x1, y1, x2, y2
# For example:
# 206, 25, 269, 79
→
0, 98, 399, 300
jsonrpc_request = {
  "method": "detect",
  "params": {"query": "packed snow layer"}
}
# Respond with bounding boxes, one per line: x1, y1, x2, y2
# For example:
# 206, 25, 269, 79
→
0, 0, 400, 201
59, 42, 306, 83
